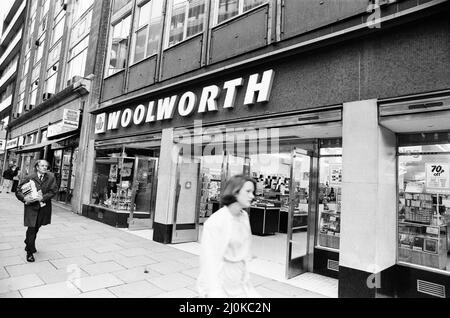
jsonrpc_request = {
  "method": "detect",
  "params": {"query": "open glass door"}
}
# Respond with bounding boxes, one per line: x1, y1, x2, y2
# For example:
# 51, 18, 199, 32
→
171, 147, 202, 243
128, 157, 159, 230
286, 147, 317, 278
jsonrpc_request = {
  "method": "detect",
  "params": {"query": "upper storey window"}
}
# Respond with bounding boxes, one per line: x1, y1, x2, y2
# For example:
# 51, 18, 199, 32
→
105, 0, 133, 76
165, 0, 206, 48
214, 0, 267, 25
131, 0, 164, 64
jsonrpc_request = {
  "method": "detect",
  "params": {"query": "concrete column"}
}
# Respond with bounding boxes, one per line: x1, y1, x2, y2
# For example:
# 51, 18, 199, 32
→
339, 99, 397, 297
153, 128, 178, 243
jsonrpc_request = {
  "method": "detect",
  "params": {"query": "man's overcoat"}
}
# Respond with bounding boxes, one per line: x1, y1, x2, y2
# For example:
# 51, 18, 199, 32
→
15, 172, 58, 227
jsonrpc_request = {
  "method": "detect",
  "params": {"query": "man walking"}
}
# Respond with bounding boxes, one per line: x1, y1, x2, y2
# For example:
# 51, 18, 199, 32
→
15, 160, 57, 262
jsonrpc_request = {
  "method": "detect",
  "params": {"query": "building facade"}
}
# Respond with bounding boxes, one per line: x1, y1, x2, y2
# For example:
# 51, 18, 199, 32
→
0, 0, 27, 175
4, 0, 109, 211
4, 0, 450, 298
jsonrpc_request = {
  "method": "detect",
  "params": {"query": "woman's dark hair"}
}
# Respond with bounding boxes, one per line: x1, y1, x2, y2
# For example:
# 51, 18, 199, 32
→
220, 174, 256, 206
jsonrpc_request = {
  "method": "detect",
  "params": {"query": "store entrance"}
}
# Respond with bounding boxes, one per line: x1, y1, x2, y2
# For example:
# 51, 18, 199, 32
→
286, 148, 316, 278
128, 157, 159, 230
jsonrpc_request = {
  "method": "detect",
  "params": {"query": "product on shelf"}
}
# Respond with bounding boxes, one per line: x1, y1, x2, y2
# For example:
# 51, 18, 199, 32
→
318, 187, 341, 250
398, 191, 449, 269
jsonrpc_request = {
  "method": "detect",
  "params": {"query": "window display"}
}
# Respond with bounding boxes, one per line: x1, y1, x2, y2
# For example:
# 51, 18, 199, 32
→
91, 145, 159, 215
398, 143, 450, 271
317, 146, 342, 250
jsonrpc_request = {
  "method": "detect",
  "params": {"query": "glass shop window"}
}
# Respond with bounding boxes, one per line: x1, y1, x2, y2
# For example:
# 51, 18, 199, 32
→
166, 0, 206, 48
398, 139, 450, 272
317, 140, 342, 250
91, 146, 159, 213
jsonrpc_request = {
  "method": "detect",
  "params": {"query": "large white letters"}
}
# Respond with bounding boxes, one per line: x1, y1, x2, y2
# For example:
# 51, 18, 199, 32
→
97, 70, 275, 134
198, 85, 220, 113
244, 69, 274, 105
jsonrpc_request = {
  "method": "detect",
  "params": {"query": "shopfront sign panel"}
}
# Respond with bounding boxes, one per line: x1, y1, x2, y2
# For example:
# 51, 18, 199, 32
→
0, 139, 5, 151
95, 69, 275, 134
47, 109, 80, 138
6, 138, 18, 150
425, 163, 450, 194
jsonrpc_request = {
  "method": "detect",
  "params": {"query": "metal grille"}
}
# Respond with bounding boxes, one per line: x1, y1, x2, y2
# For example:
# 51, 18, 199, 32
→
417, 280, 446, 298
327, 260, 339, 272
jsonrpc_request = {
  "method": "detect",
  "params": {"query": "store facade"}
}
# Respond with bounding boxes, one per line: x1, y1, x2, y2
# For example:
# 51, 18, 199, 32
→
92, 60, 347, 282
88, 1, 450, 298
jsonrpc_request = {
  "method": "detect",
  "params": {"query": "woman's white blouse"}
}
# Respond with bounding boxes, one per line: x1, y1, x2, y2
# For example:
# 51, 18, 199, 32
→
197, 206, 253, 297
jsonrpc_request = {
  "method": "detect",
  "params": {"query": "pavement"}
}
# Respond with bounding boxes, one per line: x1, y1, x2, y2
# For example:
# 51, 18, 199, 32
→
0, 192, 329, 298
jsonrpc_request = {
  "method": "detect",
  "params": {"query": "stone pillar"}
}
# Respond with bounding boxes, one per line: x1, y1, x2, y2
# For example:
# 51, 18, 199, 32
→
339, 99, 397, 297
153, 128, 178, 243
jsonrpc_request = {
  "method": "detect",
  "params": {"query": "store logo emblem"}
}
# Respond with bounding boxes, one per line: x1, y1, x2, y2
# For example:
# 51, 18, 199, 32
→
95, 113, 106, 134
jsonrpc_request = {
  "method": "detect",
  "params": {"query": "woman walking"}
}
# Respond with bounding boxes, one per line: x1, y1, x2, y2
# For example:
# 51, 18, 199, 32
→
197, 174, 260, 298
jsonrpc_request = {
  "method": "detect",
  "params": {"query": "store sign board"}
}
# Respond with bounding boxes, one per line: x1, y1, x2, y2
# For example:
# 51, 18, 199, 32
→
5, 138, 18, 149
18, 136, 24, 147
425, 163, 450, 194
63, 109, 80, 128
95, 69, 275, 134
47, 109, 80, 138
0, 139, 5, 150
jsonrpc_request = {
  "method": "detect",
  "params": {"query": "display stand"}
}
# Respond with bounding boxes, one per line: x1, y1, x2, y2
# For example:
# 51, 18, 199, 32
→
398, 190, 449, 270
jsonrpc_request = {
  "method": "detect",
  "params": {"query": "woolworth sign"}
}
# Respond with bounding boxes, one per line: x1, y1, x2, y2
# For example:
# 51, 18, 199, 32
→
95, 69, 275, 134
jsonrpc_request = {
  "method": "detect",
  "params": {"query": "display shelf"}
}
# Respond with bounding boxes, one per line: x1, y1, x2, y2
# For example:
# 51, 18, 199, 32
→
318, 187, 341, 250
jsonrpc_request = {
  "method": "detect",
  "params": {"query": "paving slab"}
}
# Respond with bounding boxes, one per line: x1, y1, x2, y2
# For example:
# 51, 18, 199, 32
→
156, 288, 198, 298
108, 280, 165, 298
0, 274, 45, 294
20, 281, 81, 298
77, 289, 117, 298
147, 272, 196, 292
112, 266, 162, 283
76, 273, 125, 293
147, 260, 192, 275
81, 261, 126, 275
5, 261, 57, 277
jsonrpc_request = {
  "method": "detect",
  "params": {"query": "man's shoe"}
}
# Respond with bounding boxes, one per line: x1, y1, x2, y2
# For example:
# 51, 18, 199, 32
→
26, 253, 35, 262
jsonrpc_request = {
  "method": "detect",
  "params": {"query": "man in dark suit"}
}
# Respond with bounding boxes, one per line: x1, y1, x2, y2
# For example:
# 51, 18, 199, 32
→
15, 160, 58, 262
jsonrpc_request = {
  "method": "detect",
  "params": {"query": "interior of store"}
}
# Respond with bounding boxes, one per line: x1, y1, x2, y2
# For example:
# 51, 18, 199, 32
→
173, 121, 343, 278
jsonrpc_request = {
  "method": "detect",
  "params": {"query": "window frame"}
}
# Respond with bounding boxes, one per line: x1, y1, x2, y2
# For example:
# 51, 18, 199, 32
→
164, 0, 207, 50
104, 3, 133, 79
129, 0, 164, 65
212, 0, 268, 27
397, 142, 450, 276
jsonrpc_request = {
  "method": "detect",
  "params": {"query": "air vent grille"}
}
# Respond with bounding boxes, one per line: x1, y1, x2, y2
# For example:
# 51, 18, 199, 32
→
327, 259, 339, 272
417, 280, 445, 298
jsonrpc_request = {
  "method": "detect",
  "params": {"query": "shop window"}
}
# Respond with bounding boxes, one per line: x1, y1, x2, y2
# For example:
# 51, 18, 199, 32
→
91, 145, 159, 214
165, 0, 206, 48
398, 140, 450, 272
214, 0, 267, 25
106, 15, 131, 76
317, 144, 342, 250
